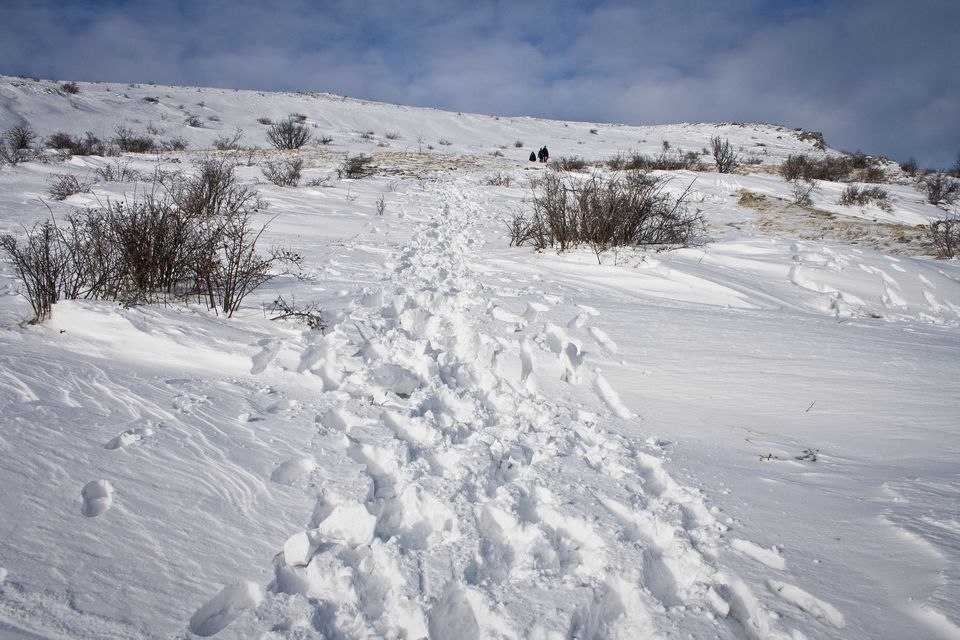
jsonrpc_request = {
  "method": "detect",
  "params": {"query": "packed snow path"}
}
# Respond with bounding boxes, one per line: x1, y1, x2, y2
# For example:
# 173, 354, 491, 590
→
185, 180, 799, 639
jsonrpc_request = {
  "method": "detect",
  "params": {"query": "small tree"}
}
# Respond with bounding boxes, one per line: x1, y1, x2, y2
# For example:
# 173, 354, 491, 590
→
711, 136, 739, 173
266, 118, 311, 150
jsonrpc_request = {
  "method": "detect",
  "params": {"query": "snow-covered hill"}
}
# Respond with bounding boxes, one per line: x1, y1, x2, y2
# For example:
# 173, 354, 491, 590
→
0, 76, 958, 639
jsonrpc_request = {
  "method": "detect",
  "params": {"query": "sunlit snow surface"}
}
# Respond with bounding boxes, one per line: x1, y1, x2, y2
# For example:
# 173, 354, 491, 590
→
1, 76, 958, 639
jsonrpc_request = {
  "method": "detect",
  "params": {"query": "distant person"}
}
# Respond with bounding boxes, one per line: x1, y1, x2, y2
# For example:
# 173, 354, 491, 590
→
529, 151, 537, 162
541, 146, 549, 163
537, 147, 546, 163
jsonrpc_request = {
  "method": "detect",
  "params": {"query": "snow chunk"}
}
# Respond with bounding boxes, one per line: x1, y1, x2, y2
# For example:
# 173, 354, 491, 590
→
189, 581, 264, 637
315, 502, 377, 546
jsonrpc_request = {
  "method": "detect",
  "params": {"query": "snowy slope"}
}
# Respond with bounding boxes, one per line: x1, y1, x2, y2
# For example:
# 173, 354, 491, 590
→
0, 76, 959, 639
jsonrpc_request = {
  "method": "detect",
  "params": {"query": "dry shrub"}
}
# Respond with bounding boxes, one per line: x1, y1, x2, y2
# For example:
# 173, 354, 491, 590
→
2, 160, 298, 321
262, 157, 303, 187
48, 173, 93, 200
267, 118, 311, 149
511, 170, 703, 261
929, 215, 960, 258
711, 136, 739, 173
838, 185, 891, 210
919, 172, 959, 206
337, 154, 375, 179
552, 156, 589, 172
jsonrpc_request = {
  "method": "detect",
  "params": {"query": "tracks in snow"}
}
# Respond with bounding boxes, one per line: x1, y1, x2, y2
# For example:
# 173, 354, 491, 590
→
204, 179, 808, 638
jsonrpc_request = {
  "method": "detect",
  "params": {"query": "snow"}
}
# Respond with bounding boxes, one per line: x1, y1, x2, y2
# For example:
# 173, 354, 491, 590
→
0, 75, 958, 639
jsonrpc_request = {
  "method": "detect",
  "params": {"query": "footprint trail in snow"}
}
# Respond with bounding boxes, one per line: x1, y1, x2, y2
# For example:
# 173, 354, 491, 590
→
208, 178, 805, 639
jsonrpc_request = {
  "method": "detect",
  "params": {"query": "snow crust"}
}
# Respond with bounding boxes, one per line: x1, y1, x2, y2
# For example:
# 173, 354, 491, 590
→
0, 76, 958, 639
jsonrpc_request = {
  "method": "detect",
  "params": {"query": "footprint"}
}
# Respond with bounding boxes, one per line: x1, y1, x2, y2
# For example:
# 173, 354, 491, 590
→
428, 583, 479, 640
588, 327, 618, 354
767, 580, 844, 628
519, 337, 534, 384
189, 581, 264, 636
270, 457, 316, 485
731, 538, 786, 570
104, 425, 154, 450
593, 371, 633, 419
250, 338, 280, 374
81, 480, 114, 517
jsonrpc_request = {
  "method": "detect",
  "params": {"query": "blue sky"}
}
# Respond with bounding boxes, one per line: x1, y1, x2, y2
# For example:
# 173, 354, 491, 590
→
1, 0, 957, 167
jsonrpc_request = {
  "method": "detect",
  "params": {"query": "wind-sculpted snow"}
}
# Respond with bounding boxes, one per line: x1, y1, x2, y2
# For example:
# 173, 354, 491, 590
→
176, 180, 805, 638
1, 76, 959, 639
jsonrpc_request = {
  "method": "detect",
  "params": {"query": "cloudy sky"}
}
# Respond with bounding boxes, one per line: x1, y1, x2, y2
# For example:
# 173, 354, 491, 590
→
1, 0, 957, 166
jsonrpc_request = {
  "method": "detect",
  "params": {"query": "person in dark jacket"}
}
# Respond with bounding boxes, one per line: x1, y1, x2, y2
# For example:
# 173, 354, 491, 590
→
541, 146, 549, 163
529, 151, 537, 162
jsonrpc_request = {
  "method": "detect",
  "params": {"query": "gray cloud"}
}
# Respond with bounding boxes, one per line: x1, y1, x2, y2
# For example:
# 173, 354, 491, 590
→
1, 0, 956, 166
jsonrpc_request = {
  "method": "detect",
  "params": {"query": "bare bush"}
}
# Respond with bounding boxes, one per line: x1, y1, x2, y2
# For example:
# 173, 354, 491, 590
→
114, 126, 156, 153
552, 156, 589, 172
269, 294, 325, 331
46, 131, 109, 156
4, 124, 38, 150
900, 158, 918, 177
485, 172, 513, 187
262, 157, 303, 187
710, 136, 739, 173
266, 118, 311, 150
257, 117, 273, 125
95, 159, 141, 182
184, 114, 202, 128
48, 173, 92, 200
317, 134, 334, 145
3, 163, 293, 321
1, 124, 38, 164
838, 185, 891, 210
174, 157, 261, 220
608, 149, 703, 172
161, 137, 189, 152
514, 140, 524, 148
46, 132, 75, 150
919, 171, 959, 206
929, 215, 960, 258
213, 129, 244, 151
337, 153, 375, 179
438, 138, 452, 146
508, 211, 546, 249
0, 222, 70, 322
305, 176, 332, 188
60, 81, 80, 94
290, 113, 308, 124
789, 179, 818, 206
376, 195, 386, 216
781, 152, 885, 183
515, 170, 703, 260
197, 209, 284, 316
385, 132, 401, 140
796, 129, 826, 150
